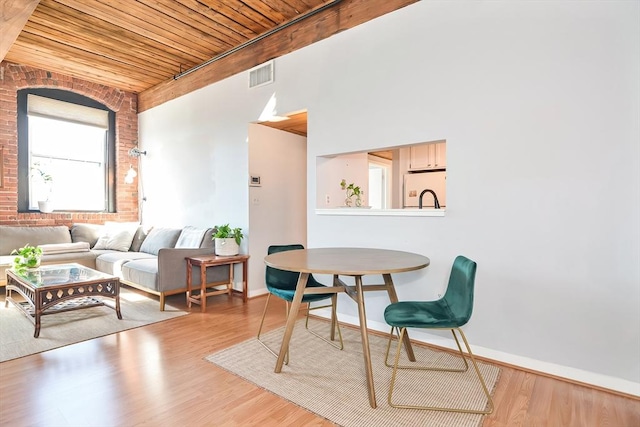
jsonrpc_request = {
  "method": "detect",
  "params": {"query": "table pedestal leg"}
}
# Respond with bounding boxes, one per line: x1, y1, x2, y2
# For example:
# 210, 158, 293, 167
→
275, 273, 308, 373
355, 275, 377, 408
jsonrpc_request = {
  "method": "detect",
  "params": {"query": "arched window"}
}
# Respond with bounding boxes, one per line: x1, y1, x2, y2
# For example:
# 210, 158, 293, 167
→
17, 89, 116, 212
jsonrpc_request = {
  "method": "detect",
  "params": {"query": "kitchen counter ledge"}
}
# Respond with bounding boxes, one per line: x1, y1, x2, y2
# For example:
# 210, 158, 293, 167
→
315, 208, 445, 217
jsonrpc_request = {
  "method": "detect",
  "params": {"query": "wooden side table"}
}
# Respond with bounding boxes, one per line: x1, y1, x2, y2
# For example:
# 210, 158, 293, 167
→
185, 254, 249, 312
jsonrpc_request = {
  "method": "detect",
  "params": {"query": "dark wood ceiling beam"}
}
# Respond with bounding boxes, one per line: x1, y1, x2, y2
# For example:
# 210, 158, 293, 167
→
139, 0, 418, 112
0, 0, 41, 61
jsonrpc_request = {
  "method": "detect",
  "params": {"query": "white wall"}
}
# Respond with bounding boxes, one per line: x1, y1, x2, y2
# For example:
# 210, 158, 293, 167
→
248, 124, 307, 295
316, 152, 369, 208
138, 1, 640, 395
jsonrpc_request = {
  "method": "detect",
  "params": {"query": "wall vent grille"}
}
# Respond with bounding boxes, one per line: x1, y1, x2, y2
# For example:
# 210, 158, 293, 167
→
249, 61, 274, 88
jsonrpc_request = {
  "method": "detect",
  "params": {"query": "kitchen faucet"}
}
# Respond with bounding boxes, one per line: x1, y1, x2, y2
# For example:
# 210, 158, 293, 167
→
419, 189, 441, 209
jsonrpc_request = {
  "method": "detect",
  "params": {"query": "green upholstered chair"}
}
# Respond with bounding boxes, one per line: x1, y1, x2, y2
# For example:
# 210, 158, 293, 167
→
257, 244, 343, 364
383, 255, 494, 414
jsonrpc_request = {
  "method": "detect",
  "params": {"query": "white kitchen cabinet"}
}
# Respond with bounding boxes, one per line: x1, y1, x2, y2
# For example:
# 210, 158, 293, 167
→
409, 142, 446, 171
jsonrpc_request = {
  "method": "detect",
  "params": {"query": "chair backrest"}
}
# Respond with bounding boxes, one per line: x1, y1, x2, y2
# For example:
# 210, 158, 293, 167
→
442, 255, 478, 326
266, 244, 320, 291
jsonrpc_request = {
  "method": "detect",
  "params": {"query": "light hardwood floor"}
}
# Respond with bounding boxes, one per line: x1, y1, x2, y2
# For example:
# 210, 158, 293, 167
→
0, 289, 638, 427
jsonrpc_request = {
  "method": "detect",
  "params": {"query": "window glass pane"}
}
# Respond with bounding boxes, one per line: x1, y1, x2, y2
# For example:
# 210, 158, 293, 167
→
28, 116, 107, 211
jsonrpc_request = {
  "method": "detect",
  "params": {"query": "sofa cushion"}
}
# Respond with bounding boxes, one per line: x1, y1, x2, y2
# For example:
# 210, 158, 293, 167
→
139, 228, 181, 255
130, 225, 153, 252
201, 229, 214, 248
95, 251, 156, 277
93, 222, 139, 251
122, 258, 159, 291
70, 223, 103, 247
41, 252, 98, 269
0, 225, 71, 255
175, 226, 208, 248
39, 242, 90, 254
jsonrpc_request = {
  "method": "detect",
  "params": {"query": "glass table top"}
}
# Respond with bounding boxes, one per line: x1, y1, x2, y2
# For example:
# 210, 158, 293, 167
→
9, 263, 116, 288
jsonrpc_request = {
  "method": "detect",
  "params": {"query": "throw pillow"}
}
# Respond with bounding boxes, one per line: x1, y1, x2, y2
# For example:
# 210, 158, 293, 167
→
92, 222, 139, 252
71, 223, 104, 247
130, 225, 153, 252
175, 226, 208, 248
139, 228, 182, 256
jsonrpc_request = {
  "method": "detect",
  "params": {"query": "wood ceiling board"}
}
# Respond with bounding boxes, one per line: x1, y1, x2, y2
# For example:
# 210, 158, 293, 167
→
0, 0, 41, 61
369, 150, 393, 161
259, 111, 308, 136
10, 30, 165, 81
26, 3, 203, 70
18, 23, 172, 81
52, 0, 213, 60
6, 39, 156, 92
203, 0, 279, 32
174, 0, 257, 43
134, 0, 237, 49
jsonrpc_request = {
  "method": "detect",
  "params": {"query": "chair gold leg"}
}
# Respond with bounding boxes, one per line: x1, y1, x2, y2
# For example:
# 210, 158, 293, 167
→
304, 299, 344, 350
455, 328, 494, 414
256, 294, 289, 365
387, 327, 494, 414
258, 295, 344, 364
384, 327, 468, 372
256, 294, 271, 340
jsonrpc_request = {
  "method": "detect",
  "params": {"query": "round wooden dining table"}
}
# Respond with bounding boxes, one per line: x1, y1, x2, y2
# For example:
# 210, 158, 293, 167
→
264, 247, 430, 408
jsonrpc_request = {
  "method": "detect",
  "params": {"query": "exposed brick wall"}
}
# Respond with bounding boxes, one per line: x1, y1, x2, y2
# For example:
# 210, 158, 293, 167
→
0, 61, 139, 226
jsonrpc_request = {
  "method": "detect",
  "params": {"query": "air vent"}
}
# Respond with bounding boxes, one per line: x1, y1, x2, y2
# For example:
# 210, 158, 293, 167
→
249, 60, 274, 88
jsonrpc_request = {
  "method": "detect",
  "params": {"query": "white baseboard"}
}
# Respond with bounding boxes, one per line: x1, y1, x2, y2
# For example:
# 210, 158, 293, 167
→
313, 309, 640, 397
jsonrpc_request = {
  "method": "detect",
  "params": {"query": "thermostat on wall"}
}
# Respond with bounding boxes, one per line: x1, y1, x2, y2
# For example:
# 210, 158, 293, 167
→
250, 175, 261, 186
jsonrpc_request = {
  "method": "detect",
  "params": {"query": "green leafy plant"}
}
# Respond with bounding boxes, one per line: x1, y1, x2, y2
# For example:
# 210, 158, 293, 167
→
11, 244, 43, 272
340, 179, 363, 207
31, 166, 53, 183
31, 163, 54, 201
213, 224, 244, 245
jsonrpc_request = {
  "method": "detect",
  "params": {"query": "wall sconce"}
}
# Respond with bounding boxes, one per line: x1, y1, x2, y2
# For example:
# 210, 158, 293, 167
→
124, 165, 137, 184
129, 147, 147, 157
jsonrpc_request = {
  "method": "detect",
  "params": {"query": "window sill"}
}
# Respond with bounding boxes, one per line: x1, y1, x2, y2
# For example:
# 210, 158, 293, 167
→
315, 208, 446, 217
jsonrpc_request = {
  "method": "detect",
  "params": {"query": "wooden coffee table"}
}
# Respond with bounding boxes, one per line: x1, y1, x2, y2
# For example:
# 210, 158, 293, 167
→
5, 263, 122, 337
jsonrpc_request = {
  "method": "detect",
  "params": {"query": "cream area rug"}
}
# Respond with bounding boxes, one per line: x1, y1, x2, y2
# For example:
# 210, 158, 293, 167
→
0, 288, 187, 362
206, 318, 500, 427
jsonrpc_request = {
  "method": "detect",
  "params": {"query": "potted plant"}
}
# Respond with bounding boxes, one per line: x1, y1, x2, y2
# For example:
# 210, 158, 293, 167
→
340, 179, 363, 207
11, 244, 43, 272
213, 224, 244, 256
31, 164, 54, 213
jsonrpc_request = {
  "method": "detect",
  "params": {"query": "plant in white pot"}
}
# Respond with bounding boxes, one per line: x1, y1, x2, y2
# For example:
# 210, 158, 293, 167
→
213, 224, 244, 256
31, 164, 54, 213
11, 244, 43, 273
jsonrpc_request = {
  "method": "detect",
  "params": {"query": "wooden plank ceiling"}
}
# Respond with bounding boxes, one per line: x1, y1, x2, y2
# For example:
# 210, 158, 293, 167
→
2, 0, 334, 93
259, 111, 307, 136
